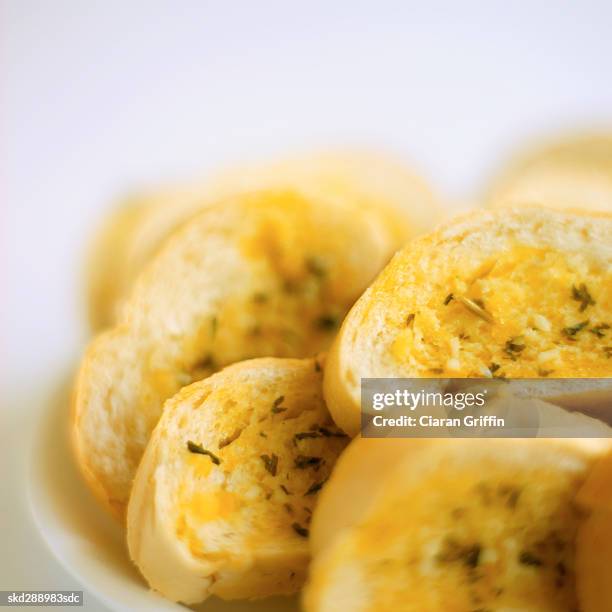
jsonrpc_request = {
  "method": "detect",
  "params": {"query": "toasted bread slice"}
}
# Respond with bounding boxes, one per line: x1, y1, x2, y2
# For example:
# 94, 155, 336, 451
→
127, 357, 348, 604
311, 398, 612, 558
74, 189, 393, 518
304, 437, 609, 612
324, 206, 612, 435
87, 151, 439, 330
487, 132, 612, 212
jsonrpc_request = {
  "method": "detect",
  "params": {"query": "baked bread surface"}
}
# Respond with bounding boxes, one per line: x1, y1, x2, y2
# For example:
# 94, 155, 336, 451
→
87, 151, 438, 330
324, 206, 612, 435
304, 437, 608, 612
74, 189, 392, 517
127, 357, 348, 603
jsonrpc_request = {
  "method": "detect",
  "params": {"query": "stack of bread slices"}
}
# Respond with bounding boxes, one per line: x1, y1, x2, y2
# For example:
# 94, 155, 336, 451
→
72, 149, 612, 611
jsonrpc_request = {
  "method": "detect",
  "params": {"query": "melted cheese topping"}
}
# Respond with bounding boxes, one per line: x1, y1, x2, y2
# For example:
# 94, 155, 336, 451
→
390, 246, 611, 377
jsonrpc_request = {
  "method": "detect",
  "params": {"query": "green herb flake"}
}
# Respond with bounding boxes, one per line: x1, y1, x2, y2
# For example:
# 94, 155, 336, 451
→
292, 522, 309, 537
590, 323, 610, 338
562, 320, 589, 340
260, 454, 279, 476
294, 431, 322, 442
272, 395, 287, 414
504, 337, 526, 360
436, 539, 481, 569
572, 283, 595, 312
259, 454, 278, 476
317, 427, 348, 438
519, 551, 543, 567
444, 293, 454, 305
305, 256, 327, 278
187, 441, 221, 465
316, 314, 339, 331
194, 353, 216, 370
305, 479, 327, 496
294, 455, 323, 469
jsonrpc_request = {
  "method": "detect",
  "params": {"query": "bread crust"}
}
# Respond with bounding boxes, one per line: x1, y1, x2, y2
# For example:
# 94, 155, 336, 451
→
324, 206, 612, 435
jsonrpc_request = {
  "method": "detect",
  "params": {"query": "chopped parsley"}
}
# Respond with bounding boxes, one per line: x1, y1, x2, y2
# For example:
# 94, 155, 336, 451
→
590, 323, 610, 338
294, 455, 323, 469
305, 479, 327, 496
271, 395, 287, 414
504, 337, 526, 360
292, 522, 309, 537
260, 454, 279, 476
519, 551, 543, 567
572, 283, 595, 312
562, 320, 589, 339
316, 314, 339, 331
186, 441, 221, 465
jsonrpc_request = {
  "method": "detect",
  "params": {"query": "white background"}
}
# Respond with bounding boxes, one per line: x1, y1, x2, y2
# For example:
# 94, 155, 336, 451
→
3, 1, 612, 610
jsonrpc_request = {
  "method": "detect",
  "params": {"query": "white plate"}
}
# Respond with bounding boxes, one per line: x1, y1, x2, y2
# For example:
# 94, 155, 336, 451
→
28, 372, 299, 612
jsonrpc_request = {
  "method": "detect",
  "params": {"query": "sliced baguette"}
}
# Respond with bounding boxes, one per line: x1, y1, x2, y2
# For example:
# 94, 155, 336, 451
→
311, 397, 612, 558
324, 206, 612, 435
487, 132, 612, 212
87, 150, 439, 330
304, 437, 610, 612
127, 357, 348, 603
73, 189, 393, 518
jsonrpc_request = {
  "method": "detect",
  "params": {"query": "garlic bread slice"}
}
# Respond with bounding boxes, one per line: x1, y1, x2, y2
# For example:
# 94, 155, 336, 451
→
127, 357, 348, 603
304, 437, 608, 612
88, 151, 438, 330
73, 189, 391, 518
324, 206, 612, 435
